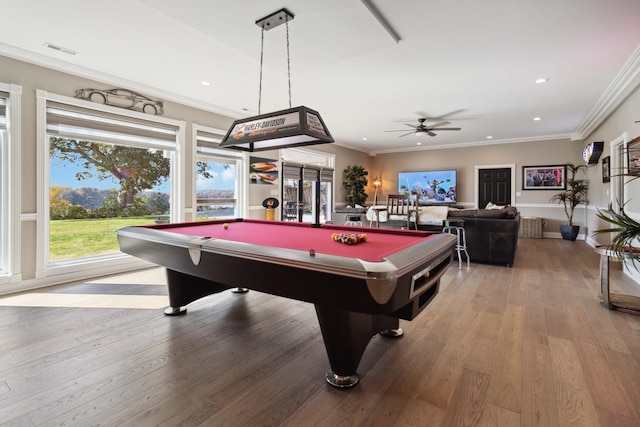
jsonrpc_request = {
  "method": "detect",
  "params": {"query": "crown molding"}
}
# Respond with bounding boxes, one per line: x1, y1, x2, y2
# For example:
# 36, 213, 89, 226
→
368, 133, 573, 156
572, 43, 640, 141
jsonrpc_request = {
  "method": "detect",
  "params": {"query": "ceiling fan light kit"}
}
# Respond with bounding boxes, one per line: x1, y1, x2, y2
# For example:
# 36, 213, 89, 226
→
220, 8, 334, 152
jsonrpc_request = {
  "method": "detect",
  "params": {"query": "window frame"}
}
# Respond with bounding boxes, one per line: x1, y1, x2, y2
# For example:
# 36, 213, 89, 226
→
0, 83, 22, 285
192, 124, 246, 221
36, 89, 186, 279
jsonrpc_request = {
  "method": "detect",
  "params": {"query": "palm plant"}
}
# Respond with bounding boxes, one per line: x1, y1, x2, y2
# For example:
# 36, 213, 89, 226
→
550, 163, 589, 240
550, 163, 589, 226
594, 173, 639, 268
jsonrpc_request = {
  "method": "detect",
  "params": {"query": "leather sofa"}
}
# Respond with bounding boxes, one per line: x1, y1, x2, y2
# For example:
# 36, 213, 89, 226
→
418, 206, 520, 267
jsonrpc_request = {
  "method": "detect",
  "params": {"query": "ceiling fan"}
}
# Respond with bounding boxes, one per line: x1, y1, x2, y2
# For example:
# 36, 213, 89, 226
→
385, 118, 461, 137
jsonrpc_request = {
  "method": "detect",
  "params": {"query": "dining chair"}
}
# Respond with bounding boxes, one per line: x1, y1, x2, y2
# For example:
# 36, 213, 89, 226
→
379, 193, 418, 230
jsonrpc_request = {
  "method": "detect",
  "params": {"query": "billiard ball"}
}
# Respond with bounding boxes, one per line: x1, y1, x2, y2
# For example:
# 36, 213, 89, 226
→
223, 223, 229, 229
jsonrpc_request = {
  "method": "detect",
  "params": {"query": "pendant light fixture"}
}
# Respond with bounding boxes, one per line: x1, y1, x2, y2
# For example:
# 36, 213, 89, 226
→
220, 8, 334, 152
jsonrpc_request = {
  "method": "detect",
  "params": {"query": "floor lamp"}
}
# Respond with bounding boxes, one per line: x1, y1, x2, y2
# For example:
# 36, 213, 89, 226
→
372, 177, 382, 206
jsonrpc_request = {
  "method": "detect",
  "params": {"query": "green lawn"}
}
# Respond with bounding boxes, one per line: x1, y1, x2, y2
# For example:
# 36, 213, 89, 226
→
49, 217, 159, 261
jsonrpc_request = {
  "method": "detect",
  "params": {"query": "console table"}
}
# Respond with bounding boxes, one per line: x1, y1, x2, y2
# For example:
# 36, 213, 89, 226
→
595, 245, 640, 315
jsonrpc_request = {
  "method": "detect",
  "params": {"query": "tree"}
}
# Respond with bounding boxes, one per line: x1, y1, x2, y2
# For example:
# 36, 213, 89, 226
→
50, 185, 71, 220
50, 137, 170, 209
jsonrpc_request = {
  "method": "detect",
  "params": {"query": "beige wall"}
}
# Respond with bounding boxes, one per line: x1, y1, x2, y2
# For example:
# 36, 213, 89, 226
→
371, 138, 584, 235
580, 85, 640, 245
2, 51, 638, 289
371, 138, 580, 205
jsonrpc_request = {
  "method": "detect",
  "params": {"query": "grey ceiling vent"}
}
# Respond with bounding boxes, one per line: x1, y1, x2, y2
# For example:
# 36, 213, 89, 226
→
43, 42, 78, 55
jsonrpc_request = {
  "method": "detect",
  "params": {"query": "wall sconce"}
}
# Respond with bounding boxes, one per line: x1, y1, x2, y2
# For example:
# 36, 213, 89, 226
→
219, 8, 334, 152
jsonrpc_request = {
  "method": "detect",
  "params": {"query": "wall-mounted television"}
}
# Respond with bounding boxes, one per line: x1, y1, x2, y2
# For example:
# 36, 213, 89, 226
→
398, 169, 457, 204
583, 141, 604, 165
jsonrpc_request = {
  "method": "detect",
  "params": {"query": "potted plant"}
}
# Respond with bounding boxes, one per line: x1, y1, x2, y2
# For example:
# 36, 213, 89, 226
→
550, 162, 589, 240
343, 165, 368, 207
595, 201, 640, 264
594, 168, 639, 266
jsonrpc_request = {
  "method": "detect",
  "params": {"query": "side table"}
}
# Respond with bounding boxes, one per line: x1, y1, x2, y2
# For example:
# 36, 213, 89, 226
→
594, 245, 640, 315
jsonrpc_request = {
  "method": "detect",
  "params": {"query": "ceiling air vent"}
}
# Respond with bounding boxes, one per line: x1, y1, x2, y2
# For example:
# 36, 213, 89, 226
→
43, 42, 77, 55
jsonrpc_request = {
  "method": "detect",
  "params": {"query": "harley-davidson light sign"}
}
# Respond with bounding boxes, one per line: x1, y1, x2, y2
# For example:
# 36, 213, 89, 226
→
230, 112, 300, 140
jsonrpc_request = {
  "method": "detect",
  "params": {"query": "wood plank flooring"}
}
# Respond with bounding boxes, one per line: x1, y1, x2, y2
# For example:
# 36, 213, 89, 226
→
0, 238, 639, 426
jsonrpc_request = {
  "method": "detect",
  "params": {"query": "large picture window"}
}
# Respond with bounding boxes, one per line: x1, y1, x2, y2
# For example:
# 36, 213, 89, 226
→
39, 91, 184, 268
194, 126, 243, 220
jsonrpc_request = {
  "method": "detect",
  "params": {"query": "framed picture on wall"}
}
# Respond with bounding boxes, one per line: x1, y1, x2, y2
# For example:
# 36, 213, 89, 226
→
522, 165, 567, 190
602, 156, 611, 183
249, 156, 279, 185
628, 137, 640, 176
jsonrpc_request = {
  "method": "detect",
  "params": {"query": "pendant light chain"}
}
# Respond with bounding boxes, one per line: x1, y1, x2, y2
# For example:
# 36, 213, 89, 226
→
258, 27, 265, 115
286, 19, 292, 108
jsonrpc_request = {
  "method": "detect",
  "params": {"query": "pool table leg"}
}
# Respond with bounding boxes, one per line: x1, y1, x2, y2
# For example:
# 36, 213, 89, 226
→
380, 327, 404, 337
164, 269, 233, 316
315, 305, 400, 388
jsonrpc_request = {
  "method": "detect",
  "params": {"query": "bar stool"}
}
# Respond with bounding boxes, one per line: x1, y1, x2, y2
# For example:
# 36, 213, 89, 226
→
345, 214, 363, 227
442, 219, 470, 269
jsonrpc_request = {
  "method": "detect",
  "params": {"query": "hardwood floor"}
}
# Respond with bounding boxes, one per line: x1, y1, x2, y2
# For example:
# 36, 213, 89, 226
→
1, 238, 639, 426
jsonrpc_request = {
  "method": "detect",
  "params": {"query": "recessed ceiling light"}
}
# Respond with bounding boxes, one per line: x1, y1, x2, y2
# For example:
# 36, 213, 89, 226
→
362, 137, 368, 141
533, 117, 542, 121
534, 77, 549, 84
416, 142, 422, 146
486, 135, 493, 139
201, 81, 211, 86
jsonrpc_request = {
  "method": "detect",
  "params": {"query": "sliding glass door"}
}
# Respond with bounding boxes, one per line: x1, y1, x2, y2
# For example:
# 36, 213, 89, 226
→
282, 163, 333, 224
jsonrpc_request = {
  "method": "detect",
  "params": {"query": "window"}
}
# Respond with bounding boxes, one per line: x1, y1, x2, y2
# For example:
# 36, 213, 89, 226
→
194, 126, 244, 220
38, 90, 185, 269
0, 83, 21, 282
0, 93, 8, 275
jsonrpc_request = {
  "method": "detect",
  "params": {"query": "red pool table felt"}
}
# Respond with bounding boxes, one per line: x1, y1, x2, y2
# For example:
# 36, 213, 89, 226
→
158, 219, 432, 263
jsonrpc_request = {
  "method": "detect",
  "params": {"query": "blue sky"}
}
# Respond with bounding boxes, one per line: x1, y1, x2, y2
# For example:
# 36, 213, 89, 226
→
50, 160, 236, 192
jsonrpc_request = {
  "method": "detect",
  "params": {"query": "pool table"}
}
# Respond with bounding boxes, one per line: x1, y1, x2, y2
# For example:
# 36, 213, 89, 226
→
117, 219, 456, 387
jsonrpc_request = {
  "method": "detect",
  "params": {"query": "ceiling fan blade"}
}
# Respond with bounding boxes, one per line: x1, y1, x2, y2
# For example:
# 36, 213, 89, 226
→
427, 130, 437, 137
428, 121, 450, 128
385, 129, 414, 132
430, 127, 461, 131
415, 109, 466, 120
398, 131, 415, 137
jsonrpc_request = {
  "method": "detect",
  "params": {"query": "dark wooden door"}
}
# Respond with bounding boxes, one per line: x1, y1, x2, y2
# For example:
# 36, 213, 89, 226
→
479, 168, 511, 208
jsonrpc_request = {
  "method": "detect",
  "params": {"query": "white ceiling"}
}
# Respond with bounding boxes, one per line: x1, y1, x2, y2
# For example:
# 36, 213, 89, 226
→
2, 0, 640, 155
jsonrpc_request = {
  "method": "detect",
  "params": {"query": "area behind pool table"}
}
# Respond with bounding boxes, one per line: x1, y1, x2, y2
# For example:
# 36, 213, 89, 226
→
117, 218, 456, 387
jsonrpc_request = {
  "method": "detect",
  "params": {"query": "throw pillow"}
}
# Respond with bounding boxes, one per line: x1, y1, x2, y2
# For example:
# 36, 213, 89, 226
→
485, 201, 506, 210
